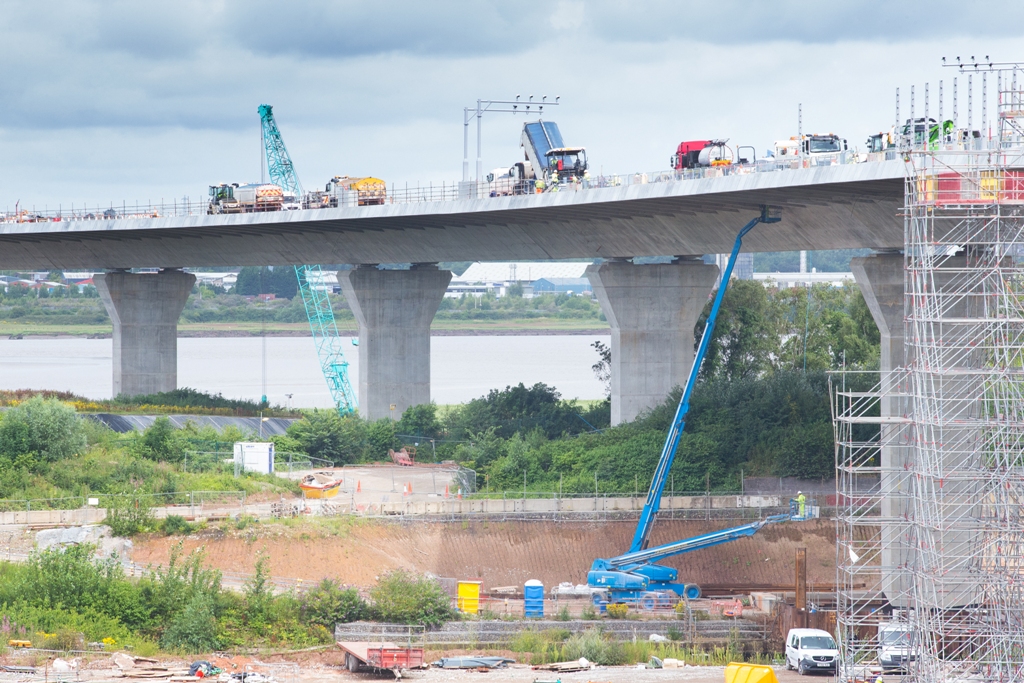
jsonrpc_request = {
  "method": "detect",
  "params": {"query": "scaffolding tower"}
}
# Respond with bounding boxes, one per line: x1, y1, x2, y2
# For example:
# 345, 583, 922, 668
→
836, 65, 1024, 683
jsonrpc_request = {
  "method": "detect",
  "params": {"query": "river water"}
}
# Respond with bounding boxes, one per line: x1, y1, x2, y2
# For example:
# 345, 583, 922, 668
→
0, 336, 610, 408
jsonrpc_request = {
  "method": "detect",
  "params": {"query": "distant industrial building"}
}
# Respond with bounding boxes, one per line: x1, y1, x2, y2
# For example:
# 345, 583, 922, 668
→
447, 261, 592, 298
532, 277, 592, 295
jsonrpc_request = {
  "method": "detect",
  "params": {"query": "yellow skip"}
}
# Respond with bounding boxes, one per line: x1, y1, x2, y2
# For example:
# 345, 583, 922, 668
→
725, 662, 779, 683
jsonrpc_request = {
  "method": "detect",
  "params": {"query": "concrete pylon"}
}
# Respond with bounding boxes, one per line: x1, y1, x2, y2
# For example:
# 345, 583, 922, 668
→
94, 269, 196, 398
338, 264, 452, 421
586, 260, 719, 426
851, 252, 909, 607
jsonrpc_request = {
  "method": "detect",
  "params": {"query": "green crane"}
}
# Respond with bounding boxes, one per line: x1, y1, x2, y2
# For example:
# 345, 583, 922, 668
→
258, 104, 357, 415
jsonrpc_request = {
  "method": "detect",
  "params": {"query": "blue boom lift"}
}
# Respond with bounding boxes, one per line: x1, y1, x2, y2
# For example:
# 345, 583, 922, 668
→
587, 206, 804, 607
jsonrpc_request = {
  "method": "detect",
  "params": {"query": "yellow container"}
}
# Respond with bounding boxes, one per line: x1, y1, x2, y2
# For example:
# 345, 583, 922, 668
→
456, 580, 481, 614
724, 662, 779, 683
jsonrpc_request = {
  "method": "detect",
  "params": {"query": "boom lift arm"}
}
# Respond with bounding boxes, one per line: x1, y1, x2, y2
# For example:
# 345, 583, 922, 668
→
588, 205, 782, 603
629, 205, 781, 554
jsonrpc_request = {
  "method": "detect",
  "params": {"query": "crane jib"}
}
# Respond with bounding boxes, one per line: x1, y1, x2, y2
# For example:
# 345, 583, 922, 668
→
628, 206, 781, 554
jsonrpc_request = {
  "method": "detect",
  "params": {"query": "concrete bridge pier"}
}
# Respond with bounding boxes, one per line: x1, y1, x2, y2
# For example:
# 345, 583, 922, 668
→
94, 269, 196, 398
851, 251, 910, 607
586, 259, 720, 426
339, 264, 452, 421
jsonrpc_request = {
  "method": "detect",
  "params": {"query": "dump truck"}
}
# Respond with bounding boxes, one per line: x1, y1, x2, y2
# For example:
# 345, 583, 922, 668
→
306, 176, 387, 208
207, 183, 284, 214
520, 121, 588, 184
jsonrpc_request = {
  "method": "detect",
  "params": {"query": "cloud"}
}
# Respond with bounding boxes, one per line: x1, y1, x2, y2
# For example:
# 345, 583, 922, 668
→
0, 0, 1022, 206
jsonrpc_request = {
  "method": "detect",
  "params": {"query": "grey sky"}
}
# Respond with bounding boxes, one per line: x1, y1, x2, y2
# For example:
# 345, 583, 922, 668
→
1, 1, 1022, 209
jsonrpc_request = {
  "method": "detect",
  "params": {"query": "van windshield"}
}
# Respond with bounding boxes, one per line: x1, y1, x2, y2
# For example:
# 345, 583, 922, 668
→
801, 636, 837, 649
881, 630, 913, 646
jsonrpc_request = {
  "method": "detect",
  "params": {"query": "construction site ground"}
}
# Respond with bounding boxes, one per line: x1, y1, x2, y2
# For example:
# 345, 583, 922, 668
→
0, 648, 820, 683
130, 517, 836, 591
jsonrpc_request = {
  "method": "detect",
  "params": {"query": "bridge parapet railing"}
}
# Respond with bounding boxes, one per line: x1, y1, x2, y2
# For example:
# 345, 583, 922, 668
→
1, 150, 883, 225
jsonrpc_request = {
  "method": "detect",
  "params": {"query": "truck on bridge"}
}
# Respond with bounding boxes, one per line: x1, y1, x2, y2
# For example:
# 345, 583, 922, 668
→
207, 183, 284, 214
520, 121, 589, 187
670, 139, 734, 170
773, 133, 849, 167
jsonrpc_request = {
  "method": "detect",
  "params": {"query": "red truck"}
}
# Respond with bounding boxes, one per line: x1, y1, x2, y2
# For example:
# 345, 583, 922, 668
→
670, 139, 738, 170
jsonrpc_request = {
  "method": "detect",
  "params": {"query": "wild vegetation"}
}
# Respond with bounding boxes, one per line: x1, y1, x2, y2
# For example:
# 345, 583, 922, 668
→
276, 280, 877, 490
0, 544, 451, 654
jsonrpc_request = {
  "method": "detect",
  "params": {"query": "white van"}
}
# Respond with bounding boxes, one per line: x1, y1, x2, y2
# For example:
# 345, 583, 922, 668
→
785, 628, 839, 675
878, 622, 915, 672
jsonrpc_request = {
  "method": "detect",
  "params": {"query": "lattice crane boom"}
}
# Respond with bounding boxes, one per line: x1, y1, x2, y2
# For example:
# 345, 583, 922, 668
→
258, 104, 357, 416
258, 104, 303, 200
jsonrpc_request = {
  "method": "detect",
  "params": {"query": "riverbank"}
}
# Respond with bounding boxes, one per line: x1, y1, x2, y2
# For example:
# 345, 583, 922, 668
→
0, 319, 609, 338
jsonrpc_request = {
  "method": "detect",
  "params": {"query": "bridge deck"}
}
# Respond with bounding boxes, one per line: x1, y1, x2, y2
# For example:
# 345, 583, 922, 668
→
0, 161, 906, 269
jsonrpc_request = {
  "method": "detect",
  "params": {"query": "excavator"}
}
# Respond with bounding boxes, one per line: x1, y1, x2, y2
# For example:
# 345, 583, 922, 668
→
586, 206, 815, 609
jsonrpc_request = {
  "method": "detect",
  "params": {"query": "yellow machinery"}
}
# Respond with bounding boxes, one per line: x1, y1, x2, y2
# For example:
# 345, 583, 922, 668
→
724, 662, 779, 683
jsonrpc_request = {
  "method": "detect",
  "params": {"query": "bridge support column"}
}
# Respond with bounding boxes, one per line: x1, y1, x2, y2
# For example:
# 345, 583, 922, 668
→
94, 269, 196, 398
586, 259, 719, 426
851, 252, 909, 607
339, 265, 452, 421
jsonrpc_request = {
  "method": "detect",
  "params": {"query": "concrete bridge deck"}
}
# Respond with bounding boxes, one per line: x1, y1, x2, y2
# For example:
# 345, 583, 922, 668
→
0, 160, 906, 269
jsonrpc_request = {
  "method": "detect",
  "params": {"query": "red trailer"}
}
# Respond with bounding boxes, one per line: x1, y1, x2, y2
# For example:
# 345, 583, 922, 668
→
337, 641, 425, 677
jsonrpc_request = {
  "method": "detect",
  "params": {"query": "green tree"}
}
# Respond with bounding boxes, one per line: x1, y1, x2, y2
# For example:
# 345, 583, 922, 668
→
286, 411, 355, 465
0, 397, 87, 463
395, 403, 441, 440
234, 266, 297, 299
286, 411, 350, 464
697, 279, 781, 381
141, 417, 181, 462
367, 419, 399, 458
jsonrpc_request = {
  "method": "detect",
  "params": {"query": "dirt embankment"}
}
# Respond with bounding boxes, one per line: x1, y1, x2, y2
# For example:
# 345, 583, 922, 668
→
131, 518, 836, 589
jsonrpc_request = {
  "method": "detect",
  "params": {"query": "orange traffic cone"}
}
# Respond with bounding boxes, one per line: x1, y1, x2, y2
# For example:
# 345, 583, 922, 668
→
408, 482, 413, 494
444, 485, 449, 498
356, 480, 362, 493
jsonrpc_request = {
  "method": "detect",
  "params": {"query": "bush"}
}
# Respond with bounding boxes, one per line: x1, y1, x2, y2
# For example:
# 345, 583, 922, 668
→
105, 495, 155, 537
301, 579, 368, 628
369, 570, 455, 628
562, 628, 626, 665
161, 515, 193, 536
0, 397, 87, 463
244, 552, 272, 628
605, 603, 629, 619
160, 594, 217, 653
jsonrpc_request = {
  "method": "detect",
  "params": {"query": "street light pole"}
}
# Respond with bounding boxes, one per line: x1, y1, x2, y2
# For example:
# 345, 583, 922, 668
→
476, 99, 483, 185
463, 108, 470, 182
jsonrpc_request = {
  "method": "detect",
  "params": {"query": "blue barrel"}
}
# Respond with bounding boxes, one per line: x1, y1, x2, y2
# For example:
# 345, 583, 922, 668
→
524, 580, 544, 618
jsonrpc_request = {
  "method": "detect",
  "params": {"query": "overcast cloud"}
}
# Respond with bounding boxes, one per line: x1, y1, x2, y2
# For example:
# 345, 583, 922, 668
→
2, 1, 1022, 209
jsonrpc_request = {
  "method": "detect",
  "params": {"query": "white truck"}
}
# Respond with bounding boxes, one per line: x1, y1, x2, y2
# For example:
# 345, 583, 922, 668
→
208, 183, 284, 214
878, 622, 915, 672
774, 134, 848, 166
